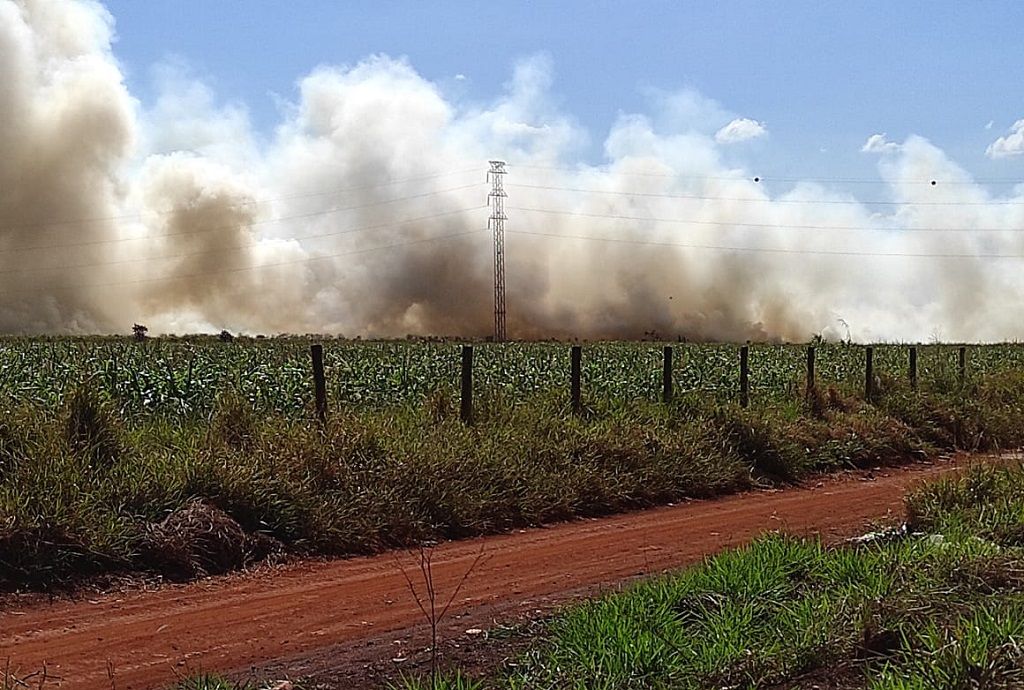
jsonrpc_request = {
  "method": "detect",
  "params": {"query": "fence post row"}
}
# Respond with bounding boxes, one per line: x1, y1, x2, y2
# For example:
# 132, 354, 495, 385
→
865, 346, 874, 402
570, 345, 582, 415
460, 345, 474, 425
663, 346, 673, 404
806, 346, 816, 396
310, 343, 327, 423
739, 345, 750, 408
308, 342, 975, 425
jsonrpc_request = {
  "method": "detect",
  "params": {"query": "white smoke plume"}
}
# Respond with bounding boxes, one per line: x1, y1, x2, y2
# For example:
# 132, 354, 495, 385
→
2, 0, 1024, 342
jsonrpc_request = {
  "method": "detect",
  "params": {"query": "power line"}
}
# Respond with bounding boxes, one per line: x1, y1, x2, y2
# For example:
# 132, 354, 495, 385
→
1, 228, 488, 295
0, 206, 486, 277
0, 185, 481, 253
509, 228, 1024, 259
507, 182, 1024, 206
509, 205, 1024, 233
265, 166, 478, 201
0, 168, 478, 232
507, 163, 1024, 186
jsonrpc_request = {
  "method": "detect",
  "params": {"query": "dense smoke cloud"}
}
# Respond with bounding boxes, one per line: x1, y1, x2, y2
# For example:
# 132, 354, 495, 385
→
2, 0, 1024, 342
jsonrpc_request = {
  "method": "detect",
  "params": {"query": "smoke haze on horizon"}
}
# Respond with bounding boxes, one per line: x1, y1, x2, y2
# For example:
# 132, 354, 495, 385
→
2, 0, 1024, 343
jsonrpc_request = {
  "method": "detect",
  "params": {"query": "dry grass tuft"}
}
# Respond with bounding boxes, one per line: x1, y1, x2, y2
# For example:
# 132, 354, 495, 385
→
139, 499, 281, 579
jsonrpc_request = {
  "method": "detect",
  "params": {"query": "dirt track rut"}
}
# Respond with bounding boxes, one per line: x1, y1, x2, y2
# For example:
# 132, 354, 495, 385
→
0, 455, 982, 689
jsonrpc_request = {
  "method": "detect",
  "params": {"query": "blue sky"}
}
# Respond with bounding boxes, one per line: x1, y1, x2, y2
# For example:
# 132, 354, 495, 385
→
102, 1, 1024, 185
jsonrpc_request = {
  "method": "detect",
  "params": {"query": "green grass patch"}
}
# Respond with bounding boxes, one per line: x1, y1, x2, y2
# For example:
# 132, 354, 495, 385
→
397, 463, 1024, 689
499, 535, 1021, 689
907, 461, 1024, 546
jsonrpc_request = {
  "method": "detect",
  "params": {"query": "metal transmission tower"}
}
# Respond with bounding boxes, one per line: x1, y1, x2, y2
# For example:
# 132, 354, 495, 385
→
487, 160, 508, 341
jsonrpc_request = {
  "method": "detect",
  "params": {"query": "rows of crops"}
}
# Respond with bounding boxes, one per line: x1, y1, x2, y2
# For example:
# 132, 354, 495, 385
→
1, 338, 1022, 418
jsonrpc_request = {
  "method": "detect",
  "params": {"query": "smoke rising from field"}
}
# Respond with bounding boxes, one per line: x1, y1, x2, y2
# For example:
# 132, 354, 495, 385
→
3, 0, 1024, 342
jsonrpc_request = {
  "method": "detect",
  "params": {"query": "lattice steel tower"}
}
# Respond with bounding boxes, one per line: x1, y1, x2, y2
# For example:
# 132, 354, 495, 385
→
487, 160, 508, 342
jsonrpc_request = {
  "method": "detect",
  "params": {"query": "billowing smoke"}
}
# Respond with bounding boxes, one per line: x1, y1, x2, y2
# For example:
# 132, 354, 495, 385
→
2, 0, 1024, 342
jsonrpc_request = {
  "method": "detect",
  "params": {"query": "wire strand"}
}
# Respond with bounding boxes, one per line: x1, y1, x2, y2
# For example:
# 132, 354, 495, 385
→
2, 229, 488, 295
507, 163, 1023, 186
0, 168, 479, 232
0, 206, 487, 276
509, 229, 1024, 259
0, 185, 482, 253
506, 182, 1023, 206
509, 205, 1024, 233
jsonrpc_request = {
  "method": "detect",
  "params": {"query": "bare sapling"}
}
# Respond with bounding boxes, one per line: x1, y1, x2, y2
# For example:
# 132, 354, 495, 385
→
394, 544, 488, 688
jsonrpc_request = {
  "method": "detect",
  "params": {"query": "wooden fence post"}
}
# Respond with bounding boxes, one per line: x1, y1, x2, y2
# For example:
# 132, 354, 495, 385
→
865, 346, 874, 402
739, 345, 749, 408
310, 343, 327, 423
909, 346, 918, 390
806, 346, 816, 396
958, 346, 966, 385
460, 345, 474, 425
571, 345, 582, 414
662, 346, 673, 404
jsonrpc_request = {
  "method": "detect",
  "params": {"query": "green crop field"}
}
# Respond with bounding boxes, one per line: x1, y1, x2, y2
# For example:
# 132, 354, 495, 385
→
1, 337, 1019, 418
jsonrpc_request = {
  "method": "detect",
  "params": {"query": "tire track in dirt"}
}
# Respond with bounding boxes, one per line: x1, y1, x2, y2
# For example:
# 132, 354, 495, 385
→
0, 455, 989, 689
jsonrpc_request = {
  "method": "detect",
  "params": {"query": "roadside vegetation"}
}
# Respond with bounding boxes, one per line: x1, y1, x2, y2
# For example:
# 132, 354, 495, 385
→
3, 339, 1024, 590
397, 461, 1024, 689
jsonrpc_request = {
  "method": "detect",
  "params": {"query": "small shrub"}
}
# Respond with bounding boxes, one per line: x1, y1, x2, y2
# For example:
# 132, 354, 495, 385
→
64, 384, 122, 470
712, 406, 809, 481
210, 389, 258, 451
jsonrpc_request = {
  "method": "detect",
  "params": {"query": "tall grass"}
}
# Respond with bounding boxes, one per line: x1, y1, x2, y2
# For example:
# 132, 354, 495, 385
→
3, 368, 1024, 590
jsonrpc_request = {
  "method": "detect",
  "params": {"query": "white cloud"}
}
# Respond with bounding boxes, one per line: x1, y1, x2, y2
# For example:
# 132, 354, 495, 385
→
986, 119, 1024, 158
985, 120, 995, 130
714, 117, 766, 144
861, 133, 901, 154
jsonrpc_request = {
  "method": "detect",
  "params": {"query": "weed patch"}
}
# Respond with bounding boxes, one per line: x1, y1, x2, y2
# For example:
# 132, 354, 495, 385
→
3, 371, 1024, 590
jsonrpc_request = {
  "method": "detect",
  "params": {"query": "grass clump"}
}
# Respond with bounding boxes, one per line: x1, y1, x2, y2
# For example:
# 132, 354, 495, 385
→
411, 462, 1024, 689
906, 461, 1024, 547
65, 383, 122, 470
170, 674, 255, 690
390, 671, 484, 690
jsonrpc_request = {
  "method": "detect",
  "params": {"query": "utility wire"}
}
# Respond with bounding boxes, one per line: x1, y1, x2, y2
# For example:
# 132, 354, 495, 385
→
0, 206, 486, 276
1, 228, 488, 295
0, 185, 481, 253
507, 163, 1023, 186
0, 167, 478, 232
509, 205, 1024, 233
509, 229, 1024, 259
507, 182, 1024, 206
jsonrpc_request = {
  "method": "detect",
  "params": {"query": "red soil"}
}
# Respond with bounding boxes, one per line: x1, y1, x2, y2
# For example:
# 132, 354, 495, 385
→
0, 454, 983, 689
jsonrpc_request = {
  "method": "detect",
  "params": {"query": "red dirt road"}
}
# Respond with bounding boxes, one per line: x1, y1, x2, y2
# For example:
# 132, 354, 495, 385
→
1, 455, 984, 689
